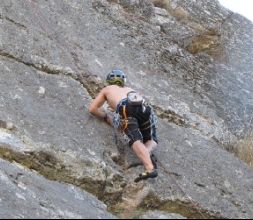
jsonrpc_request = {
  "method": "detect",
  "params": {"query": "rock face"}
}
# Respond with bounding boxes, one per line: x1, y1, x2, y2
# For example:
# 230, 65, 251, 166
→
140, 210, 186, 219
0, 0, 253, 219
0, 158, 116, 219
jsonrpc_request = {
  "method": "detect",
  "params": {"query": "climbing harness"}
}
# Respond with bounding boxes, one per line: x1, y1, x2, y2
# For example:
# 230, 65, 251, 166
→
113, 98, 158, 131
113, 98, 129, 131
121, 105, 128, 131
113, 107, 128, 131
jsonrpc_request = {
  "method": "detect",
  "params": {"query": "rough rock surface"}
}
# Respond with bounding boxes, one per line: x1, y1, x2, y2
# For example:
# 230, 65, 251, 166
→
0, 158, 116, 219
140, 210, 186, 219
0, 0, 253, 219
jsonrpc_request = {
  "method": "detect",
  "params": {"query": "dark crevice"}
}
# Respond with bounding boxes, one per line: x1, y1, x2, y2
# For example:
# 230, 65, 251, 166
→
0, 50, 34, 69
0, 120, 16, 131
0, 49, 76, 77
111, 188, 223, 219
3, 16, 28, 29
139, 194, 223, 219
0, 145, 125, 209
0, 50, 186, 128
152, 105, 186, 127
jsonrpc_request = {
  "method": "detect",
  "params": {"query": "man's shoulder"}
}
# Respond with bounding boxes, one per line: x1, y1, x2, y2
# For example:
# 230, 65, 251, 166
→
101, 85, 118, 93
103, 85, 135, 94
102, 85, 116, 92
105, 85, 118, 89
105, 85, 133, 89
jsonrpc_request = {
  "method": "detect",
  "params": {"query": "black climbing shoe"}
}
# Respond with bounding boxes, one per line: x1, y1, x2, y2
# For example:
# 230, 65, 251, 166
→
150, 153, 158, 170
134, 170, 158, 183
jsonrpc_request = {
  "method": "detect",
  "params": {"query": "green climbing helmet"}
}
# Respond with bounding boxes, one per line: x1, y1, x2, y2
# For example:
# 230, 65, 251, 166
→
106, 69, 126, 87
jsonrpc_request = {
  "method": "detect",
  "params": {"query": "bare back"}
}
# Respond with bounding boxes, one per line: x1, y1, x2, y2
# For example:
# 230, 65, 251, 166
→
104, 85, 134, 110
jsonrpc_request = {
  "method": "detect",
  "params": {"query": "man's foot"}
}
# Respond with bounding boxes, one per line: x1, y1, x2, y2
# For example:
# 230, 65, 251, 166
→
134, 170, 158, 183
150, 153, 158, 170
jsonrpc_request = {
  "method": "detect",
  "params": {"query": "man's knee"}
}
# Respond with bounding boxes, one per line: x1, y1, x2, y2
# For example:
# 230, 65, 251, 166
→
144, 139, 158, 152
129, 139, 143, 148
125, 129, 143, 148
150, 140, 158, 148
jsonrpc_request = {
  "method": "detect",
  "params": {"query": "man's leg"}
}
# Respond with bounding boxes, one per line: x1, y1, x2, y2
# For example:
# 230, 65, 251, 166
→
132, 140, 154, 172
144, 140, 158, 170
144, 140, 157, 153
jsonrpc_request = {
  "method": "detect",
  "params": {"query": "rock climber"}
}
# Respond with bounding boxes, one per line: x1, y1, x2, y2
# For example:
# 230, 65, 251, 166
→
89, 69, 158, 182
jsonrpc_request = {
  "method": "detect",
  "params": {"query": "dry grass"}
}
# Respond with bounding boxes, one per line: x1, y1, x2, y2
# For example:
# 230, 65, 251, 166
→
186, 34, 220, 54
234, 134, 253, 167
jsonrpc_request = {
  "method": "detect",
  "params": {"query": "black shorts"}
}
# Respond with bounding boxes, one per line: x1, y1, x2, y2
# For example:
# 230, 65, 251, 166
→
118, 102, 158, 147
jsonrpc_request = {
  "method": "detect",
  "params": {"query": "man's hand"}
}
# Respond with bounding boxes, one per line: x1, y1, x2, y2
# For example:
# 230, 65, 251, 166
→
89, 88, 107, 119
88, 87, 114, 127
104, 113, 113, 126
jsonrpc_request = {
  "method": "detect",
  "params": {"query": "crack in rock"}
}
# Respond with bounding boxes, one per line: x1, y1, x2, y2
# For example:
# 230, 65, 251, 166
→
138, 193, 223, 219
0, 50, 187, 128
0, 129, 125, 209
1, 15, 27, 29
0, 120, 15, 131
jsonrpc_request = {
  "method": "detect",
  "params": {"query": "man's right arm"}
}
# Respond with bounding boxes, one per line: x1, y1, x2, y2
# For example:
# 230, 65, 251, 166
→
88, 88, 107, 119
88, 88, 113, 125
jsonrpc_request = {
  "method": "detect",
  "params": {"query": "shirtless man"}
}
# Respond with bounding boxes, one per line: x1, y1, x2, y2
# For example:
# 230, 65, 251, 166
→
89, 69, 158, 181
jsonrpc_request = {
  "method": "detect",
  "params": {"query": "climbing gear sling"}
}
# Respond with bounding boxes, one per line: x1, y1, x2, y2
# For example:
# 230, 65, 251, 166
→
113, 98, 128, 131
127, 91, 145, 106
